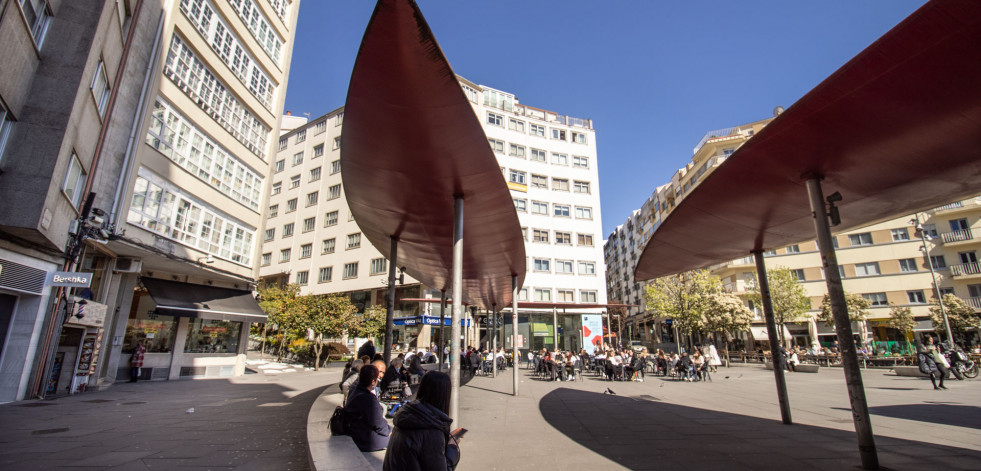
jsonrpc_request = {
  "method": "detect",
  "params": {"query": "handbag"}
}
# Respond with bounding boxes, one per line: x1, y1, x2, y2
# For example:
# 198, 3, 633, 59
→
329, 406, 347, 435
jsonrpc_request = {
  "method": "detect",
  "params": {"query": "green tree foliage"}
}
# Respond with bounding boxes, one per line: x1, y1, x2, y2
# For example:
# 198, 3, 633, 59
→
702, 292, 754, 353
644, 269, 722, 342
298, 294, 357, 370
930, 294, 979, 340
886, 304, 916, 334
350, 304, 386, 341
257, 283, 304, 359
747, 267, 811, 344
818, 292, 871, 327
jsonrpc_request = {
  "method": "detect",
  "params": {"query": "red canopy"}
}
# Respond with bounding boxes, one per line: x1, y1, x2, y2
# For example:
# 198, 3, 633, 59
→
341, 0, 526, 309
636, 0, 981, 281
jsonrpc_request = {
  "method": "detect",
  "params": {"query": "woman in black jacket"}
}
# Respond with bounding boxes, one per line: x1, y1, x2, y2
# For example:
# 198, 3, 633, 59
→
383, 371, 461, 471
343, 364, 391, 452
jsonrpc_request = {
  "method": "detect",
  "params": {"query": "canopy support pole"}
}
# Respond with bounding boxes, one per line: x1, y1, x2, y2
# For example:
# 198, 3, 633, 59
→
512, 275, 519, 396
553, 307, 559, 351
450, 196, 464, 427
439, 290, 446, 371
384, 236, 398, 365
606, 311, 613, 350
752, 250, 793, 425
492, 304, 497, 378
806, 177, 878, 470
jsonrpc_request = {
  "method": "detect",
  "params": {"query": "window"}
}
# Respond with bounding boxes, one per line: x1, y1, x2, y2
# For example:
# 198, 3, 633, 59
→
300, 243, 312, 259
969, 284, 981, 299
907, 290, 926, 304
552, 178, 569, 191
513, 198, 527, 212
0, 102, 13, 163
921, 224, 939, 238
508, 118, 525, 133
343, 262, 358, 279
530, 124, 545, 137
318, 266, 333, 283
331, 160, 341, 175
286, 198, 297, 213
521, 227, 528, 241
313, 144, 324, 158
91, 60, 111, 117
274, 160, 285, 173
898, 258, 918, 272
790, 269, 805, 281
940, 287, 956, 297
333, 136, 341, 150
62, 153, 87, 208
335, 113, 344, 126
551, 128, 566, 141
324, 211, 338, 227
295, 129, 306, 143
487, 112, 503, 126
264, 228, 275, 241
861, 292, 888, 307
571, 132, 587, 144
518, 288, 529, 301
578, 261, 596, 275
551, 153, 568, 166
309, 167, 321, 182
303, 217, 315, 232
573, 180, 590, 194
556, 260, 573, 274
530, 148, 546, 162
577, 234, 594, 246
370, 258, 388, 275
530, 175, 548, 189
581, 290, 597, 303
328, 184, 341, 200
553, 204, 570, 217
786, 245, 800, 254
848, 233, 873, 246
489, 139, 504, 154
555, 232, 572, 245
280, 248, 291, 262
572, 156, 589, 168
532, 229, 549, 243
509, 144, 525, 158
347, 233, 361, 249
292, 152, 303, 166
531, 201, 548, 215
303, 192, 318, 208
534, 288, 551, 302
282, 222, 294, 237
314, 120, 327, 135
506, 170, 526, 185
930, 255, 947, 269
891, 228, 909, 241
289, 175, 300, 189
557, 289, 575, 302
575, 207, 592, 220
321, 238, 335, 254
854, 262, 880, 277
278, 138, 287, 151
268, 204, 278, 218
261, 252, 271, 266
20, 0, 51, 46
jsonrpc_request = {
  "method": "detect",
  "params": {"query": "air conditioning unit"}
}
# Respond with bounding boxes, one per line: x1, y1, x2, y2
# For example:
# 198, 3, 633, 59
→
114, 257, 143, 273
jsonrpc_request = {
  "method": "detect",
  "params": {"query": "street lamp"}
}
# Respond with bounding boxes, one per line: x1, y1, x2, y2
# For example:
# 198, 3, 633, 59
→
912, 213, 954, 345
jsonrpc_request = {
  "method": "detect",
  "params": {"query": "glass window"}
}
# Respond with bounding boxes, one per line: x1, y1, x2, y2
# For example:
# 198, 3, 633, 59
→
530, 148, 546, 162
343, 262, 358, 279
91, 60, 111, 117
531, 174, 548, 189
278, 138, 287, 151
274, 160, 285, 173
321, 238, 335, 254
289, 175, 300, 188
509, 170, 526, 184
848, 233, 873, 246
572, 156, 589, 168
123, 306, 177, 354
509, 143, 525, 158
328, 184, 341, 199
577, 234, 594, 246
571, 132, 587, 144
573, 180, 590, 194
555, 232, 571, 245
0, 101, 13, 164
370, 258, 387, 275
533, 229, 549, 243
295, 129, 306, 143
330, 160, 341, 174
293, 152, 303, 166
347, 233, 361, 249
488, 139, 504, 154
786, 245, 800, 253
898, 258, 918, 272
324, 210, 338, 227
534, 288, 551, 302
553, 205, 570, 217
854, 262, 880, 276
282, 223, 293, 237
286, 198, 297, 212
183, 319, 242, 353
318, 266, 333, 283
306, 191, 318, 206
575, 207, 592, 219
861, 292, 888, 307
581, 291, 597, 303
261, 253, 271, 266
487, 112, 503, 126
296, 270, 309, 285
530, 124, 545, 137
930, 255, 946, 269
62, 153, 87, 208
264, 228, 274, 241
280, 248, 290, 262
533, 259, 550, 272
790, 269, 805, 281
556, 260, 573, 274
531, 201, 548, 215
271, 182, 281, 195
268, 204, 278, 218
891, 228, 909, 241
513, 199, 527, 212
578, 261, 596, 275
310, 167, 321, 182
333, 136, 341, 150
314, 120, 327, 135
303, 218, 315, 232
508, 118, 525, 133
551, 153, 568, 166
907, 290, 926, 304
20, 0, 51, 47
552, 178, 569, 191
551, 128, 566, 141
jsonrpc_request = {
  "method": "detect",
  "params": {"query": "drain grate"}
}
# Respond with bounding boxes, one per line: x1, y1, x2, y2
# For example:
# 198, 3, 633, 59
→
18, 402, 57, 407
32, 428, 69, 435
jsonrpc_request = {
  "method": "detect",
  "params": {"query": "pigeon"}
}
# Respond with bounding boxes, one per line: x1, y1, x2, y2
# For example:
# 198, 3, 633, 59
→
659, 383, 664, 388
725, 376, 730, 379
605, 388, 617, 395
738, 374, 743, 378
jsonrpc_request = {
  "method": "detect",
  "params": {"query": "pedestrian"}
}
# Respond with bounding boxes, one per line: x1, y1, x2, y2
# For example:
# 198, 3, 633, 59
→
708, 344, 722, 372
129, 339, 146, 383
343, 364, 391, 452
383, 371, 462, 471
358, 339, 377, 360
920, 337, 948, 390
341, 359, 364, 404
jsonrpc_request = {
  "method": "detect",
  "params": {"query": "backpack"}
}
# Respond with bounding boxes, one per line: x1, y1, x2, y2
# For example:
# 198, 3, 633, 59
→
329, 406, 347, 435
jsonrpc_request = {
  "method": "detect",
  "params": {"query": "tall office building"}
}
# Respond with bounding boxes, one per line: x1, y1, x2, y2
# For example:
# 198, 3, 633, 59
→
261, 77, 607, 353
0, 0, 299, 402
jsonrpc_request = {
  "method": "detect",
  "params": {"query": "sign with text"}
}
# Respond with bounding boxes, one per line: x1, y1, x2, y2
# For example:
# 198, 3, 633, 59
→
46, 272, 93, 288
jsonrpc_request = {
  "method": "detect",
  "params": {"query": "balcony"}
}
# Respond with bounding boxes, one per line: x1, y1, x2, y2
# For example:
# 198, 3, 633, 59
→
969, 296, 981, 310
940, 228, 976, 245
950, 262, 981, 278
933, 197, 981, 215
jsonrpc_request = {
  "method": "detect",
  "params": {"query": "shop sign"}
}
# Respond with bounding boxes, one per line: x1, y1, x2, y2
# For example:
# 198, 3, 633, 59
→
66, 301, 107, 328
46, 271, 93, 288
507, 182, 528, 193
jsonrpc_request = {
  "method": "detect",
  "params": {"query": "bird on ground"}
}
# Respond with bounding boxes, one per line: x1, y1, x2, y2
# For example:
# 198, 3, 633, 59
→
605, 388, 616, 395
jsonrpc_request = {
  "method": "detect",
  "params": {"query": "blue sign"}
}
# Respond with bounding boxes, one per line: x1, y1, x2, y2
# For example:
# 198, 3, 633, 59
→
394, 315, 471, 326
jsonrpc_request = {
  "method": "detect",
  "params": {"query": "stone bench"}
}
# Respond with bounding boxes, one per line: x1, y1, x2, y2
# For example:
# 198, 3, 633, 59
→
307, 391, 381, 471
764, 362, 819, 373
893, 366, 928, 377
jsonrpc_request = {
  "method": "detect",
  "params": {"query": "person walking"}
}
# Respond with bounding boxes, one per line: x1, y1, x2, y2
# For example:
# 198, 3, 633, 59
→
383, 371, 462, 470
129, 339, 146, 383
920, 336, 948, 390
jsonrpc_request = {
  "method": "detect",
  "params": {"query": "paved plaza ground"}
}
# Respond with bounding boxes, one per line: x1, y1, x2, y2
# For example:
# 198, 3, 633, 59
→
1, 359, 979, 470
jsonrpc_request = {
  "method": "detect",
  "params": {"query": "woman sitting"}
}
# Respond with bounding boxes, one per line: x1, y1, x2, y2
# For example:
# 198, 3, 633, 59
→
343, 364, 391, 452
383, 371, 462, 470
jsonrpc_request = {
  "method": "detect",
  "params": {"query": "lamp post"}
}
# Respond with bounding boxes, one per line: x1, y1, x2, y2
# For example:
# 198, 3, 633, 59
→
912, 213, 954, 345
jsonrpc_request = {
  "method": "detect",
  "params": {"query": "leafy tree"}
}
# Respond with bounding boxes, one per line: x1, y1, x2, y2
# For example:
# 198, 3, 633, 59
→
702, 292, 754, 354
886, 304, 916, 354
298, 294, 357, 370
350, 304, 386, 342
930, 294, 979, 342
746, 267, 811, 345
644, 269, 722, 349
817, 292, 871, 327
257, 283, 304, 360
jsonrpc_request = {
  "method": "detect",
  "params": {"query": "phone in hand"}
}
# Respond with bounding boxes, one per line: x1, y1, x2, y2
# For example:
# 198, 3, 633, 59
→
450, 427, 468, 441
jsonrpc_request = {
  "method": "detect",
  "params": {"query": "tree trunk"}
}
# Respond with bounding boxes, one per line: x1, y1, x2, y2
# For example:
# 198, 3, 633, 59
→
260, 323, 268, 359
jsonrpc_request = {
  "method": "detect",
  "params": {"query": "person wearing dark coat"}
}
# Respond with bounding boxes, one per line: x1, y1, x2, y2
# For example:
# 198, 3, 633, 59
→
357, 340, 377, 361
343, 364, 391, 452
383, 371, 461, 471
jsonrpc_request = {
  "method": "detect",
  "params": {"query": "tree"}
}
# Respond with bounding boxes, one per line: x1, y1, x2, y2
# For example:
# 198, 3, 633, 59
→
930, 294, 979, 343
350, 304, 386, 343
886, 304, 916, 354
257, 283, 304, 360
298, 294, 357, 370
702, 292, 754, 355
644, 269, 722, 349
746, 267, 811, 345
817, 292, 871, 326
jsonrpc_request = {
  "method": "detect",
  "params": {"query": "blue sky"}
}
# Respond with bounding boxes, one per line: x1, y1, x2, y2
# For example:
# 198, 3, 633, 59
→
283, 0, 927, 237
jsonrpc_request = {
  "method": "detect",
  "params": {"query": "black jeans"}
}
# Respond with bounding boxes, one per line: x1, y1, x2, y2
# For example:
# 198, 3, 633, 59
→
129, 366, 140, 382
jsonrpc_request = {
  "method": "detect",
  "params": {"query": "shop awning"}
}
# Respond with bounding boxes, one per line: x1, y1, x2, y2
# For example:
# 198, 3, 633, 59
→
747, 325, 792, 342
141, 278, 266, 323
393, 315, 471, 327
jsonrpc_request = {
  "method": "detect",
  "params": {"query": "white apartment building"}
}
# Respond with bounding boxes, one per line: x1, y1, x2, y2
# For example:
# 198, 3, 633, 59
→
260, 77, 607, 354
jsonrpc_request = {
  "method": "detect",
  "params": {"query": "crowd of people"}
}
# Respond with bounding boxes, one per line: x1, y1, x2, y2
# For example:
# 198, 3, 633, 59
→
523, 344, 725, 383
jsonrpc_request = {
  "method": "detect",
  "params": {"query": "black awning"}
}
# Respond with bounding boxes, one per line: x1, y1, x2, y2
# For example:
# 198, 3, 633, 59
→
141, 278, 266, 323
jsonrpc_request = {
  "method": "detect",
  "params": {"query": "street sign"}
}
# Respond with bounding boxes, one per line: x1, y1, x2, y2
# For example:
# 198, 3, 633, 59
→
46, 272, 93, 288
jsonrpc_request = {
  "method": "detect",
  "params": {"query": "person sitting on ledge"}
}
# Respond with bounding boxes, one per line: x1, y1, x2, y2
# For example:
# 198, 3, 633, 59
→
344, 364, 391, 452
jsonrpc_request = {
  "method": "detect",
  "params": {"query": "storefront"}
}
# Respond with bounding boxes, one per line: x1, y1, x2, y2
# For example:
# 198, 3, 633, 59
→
118, 278, 264, 381
0, 252, 57, 402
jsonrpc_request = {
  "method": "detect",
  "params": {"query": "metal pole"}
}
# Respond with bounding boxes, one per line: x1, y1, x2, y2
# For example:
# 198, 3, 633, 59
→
512, 275, 519, 396
384, 237, 398, 364
439, 291, 446, 371
492, 305, 497, 378
606, 312, 612, 350
914, 213, 954, 344
752, 250, 793, 425
450, 197, 464, 426
806, 178, 878, 470
552, 307, 559, 351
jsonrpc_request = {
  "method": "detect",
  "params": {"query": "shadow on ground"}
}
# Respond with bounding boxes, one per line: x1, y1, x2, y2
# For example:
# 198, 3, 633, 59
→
867, 404, 981, 431
539, 388, 981, 470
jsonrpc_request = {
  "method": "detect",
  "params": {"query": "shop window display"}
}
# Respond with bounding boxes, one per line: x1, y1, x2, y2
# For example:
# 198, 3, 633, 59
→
184, 319, 242, 353
123, 311, 178, 353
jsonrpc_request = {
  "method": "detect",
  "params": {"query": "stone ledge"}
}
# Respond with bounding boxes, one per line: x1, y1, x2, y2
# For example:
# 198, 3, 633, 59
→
307, 391, 375, 471
763, 362, 819, 372
893, 366, 928, 377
